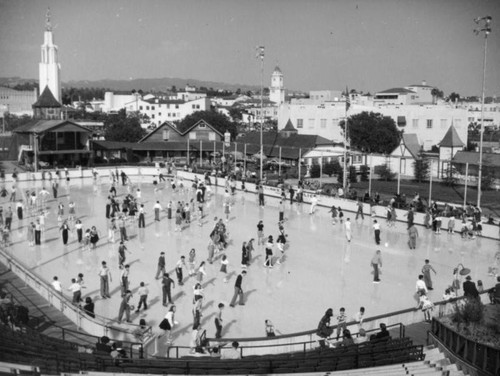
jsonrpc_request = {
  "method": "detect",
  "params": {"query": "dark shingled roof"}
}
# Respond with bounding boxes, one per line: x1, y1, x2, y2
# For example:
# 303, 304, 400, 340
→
13, 119, 91, 134
452, 151, 500, 167
439, 125, 465, 148
281, 119, 297, 132
33, 86, 61, 108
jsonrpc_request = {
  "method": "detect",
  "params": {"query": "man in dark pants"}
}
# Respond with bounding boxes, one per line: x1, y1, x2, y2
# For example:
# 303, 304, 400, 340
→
175, 256, 186, 285
355, 200, 364, 220
258, 186, 265, 206
406, 207, 414, 229
155, 252, 166, 279
214, 302, 225, 338
288, 187, 295, 205
162, 273, 175, 306
230, 270, 247, 307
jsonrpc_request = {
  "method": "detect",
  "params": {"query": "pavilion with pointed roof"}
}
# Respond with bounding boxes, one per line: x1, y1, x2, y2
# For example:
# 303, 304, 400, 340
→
438, 125, 465, 161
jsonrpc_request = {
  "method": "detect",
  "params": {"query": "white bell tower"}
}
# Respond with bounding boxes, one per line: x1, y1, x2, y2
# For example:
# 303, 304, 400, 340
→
269, 66, 285, 105
39, 8, 61, 102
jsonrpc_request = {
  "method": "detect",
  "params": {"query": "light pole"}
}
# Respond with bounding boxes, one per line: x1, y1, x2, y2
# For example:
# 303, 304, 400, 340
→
474, 16, 492, 208
257, 46, 265, 182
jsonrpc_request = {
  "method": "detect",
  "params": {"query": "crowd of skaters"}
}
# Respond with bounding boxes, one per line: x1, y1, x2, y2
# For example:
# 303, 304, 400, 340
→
2, 168, 500, 350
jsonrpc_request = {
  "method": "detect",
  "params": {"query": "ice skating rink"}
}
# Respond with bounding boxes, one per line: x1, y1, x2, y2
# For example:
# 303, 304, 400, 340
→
1, 175, 499, 349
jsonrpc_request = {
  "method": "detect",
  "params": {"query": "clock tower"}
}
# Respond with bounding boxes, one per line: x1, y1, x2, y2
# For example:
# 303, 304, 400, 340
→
269, 66, 285, 105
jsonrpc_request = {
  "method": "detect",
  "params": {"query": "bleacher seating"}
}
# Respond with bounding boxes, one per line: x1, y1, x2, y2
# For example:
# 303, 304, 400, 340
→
0, 322, 428, 375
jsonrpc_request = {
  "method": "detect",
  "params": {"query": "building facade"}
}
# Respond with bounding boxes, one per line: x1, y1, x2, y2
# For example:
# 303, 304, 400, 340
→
0, 87, 38, 116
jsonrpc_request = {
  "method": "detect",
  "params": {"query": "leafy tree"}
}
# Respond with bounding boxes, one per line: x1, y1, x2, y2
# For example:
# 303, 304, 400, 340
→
228, 107, 243, 122
443, 163, 457, 187
176, 110, 238, 140
481, 166, 496, 191
377, 164, 396, 181
448, 92, 461, 103
323, 162, 335, 177
235, 88, 241, 95
309, 164, 321, 178
413, 153, 430, 182
359, 165, 369, 182
104, 109, 147, 142
431, 88, 444, 104
348, 165, 357, 183
2, 114, 32, 132
262, 87, 270, 96
340, 112, 401, 154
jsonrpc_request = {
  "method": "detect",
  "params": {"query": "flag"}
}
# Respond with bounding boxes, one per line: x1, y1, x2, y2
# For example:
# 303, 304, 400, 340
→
345, 86, 351, 112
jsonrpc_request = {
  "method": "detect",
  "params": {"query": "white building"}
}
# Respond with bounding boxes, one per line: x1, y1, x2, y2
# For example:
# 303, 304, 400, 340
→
278, 84, 469, 151
39, 8, 61, 103
123, 96, 210, 127
269, 66, 285, 105
464, 101, 500, 129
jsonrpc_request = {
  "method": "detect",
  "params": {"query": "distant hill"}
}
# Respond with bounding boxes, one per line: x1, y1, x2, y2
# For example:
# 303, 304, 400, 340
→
0, 76, 262, 93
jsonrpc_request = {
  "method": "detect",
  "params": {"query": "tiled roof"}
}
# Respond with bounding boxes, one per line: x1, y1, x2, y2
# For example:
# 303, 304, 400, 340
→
13, 120, 91, 134
453, 151, 500, 167
281, 119, 297, 132
376, 88, 415, 95
401, 133, 421, 159
439, 125, 465, 148
33, 86, 61, 108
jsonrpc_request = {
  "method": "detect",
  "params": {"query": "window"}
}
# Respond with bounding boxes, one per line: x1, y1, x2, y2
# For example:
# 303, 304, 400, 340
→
139, 106, 143, 110
189, 132, 196, 140
146, 106, 150, 110
320, 119, 327, 128
162, 130, 169, 141
192, 105, 196, 109
209, 132, 216, 141
440, 119, 447, 129
297, 119, 303, 128
426, 119, 433, 129
151, 114, 155, 119
158, 112, 162, 116
412, 119, 419, 129
196, 105, 200, 109
151, 106, 155, 110
198, 122, 206, 128
308, 118, 314, 129
175, 105, 179, 109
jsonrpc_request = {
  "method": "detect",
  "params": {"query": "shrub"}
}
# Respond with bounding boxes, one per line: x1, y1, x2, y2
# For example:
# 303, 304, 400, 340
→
349, 165, 357, 183
323, 162, 335, 177
359, 165, 369, 182
310, 164, 321, 178
451, 298, 485, 327
377, 164, 396, 181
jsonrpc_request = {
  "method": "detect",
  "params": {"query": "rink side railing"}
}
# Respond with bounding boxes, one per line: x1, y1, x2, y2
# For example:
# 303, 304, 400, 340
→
2, 166, 499, 240
163, 292, 491, 358
0, 167, 497, 359
0, 249, 154, 358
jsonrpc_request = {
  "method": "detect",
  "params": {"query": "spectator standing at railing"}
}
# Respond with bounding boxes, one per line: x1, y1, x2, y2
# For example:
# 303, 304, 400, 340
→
221, 341, 241, 359
68, 278, 82, 305
353, 307, 365, 330
51, 276, 62, 293
117, 290, 133, 324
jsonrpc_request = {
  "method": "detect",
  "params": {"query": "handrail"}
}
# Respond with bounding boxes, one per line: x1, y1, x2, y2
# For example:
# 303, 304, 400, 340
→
0, 248, 153, 346
166, 323, 405, 358
431, 318, 500, 375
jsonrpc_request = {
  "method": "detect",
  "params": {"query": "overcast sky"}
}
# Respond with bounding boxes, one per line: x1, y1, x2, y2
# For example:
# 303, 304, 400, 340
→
0, 0, 499, 96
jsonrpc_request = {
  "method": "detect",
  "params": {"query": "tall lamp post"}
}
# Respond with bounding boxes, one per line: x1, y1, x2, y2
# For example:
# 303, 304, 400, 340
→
257, 46, 265, 182
474, 16, 492, 209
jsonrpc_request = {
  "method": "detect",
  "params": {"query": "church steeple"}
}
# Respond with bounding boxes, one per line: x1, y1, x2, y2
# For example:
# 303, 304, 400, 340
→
39, 7, 61, 102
